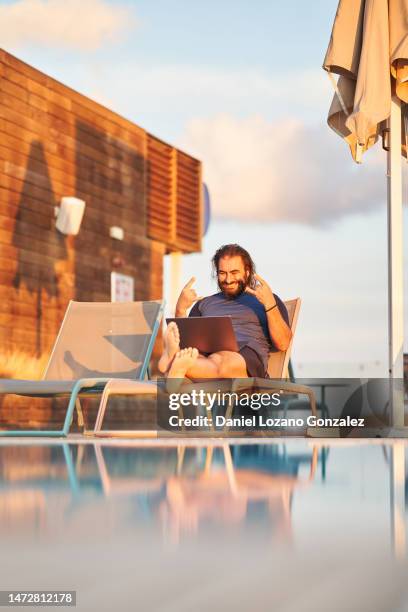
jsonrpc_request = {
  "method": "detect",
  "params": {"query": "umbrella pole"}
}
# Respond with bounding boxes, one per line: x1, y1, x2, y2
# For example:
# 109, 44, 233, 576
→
389, 442, 406, 558
387, 94, 405, 429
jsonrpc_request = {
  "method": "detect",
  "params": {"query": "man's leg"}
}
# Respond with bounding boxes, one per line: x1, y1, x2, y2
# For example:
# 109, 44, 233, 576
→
158, 322, 180, 374
168, 350, 247, 379
190, 351, 247, 378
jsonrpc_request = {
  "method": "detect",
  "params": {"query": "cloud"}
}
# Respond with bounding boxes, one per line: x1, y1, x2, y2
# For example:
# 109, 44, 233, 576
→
0, 0, 134, 51
86, 62, 333, 129
180, 114, 395, 225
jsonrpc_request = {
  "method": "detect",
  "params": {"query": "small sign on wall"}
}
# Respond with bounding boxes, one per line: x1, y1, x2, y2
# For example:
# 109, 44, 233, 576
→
111, 272, 134, 302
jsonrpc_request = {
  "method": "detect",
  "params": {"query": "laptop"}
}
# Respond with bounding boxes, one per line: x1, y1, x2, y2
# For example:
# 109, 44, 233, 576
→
165, 316, 239, 354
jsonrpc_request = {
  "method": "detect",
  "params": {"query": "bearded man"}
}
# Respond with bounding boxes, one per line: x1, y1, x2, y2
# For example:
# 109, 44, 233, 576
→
158, 244, 292, 379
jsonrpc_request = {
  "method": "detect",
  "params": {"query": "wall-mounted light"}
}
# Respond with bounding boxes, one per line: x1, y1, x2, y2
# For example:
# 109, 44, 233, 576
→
109, 226, 124, 240
55, 197, 86, 235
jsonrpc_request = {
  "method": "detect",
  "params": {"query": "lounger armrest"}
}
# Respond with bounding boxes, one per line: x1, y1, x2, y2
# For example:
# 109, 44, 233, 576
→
73, 377, 113, 389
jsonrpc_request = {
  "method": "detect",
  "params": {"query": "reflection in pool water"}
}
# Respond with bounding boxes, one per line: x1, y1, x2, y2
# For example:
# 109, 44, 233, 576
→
0, 440, 407, 611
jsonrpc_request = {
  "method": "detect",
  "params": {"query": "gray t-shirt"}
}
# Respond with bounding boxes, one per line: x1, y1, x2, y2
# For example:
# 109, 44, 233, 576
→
189, 292, 289, 373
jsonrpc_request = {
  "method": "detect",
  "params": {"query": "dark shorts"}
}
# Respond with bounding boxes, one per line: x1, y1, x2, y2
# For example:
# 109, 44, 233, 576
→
239, 346, 266, 378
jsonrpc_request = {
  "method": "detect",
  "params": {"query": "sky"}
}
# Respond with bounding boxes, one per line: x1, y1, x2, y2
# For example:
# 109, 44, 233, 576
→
0, 0, 407, 375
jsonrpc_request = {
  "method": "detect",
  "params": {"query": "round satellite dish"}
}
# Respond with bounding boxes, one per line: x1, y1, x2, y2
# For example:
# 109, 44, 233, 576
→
202, 183, 211, 236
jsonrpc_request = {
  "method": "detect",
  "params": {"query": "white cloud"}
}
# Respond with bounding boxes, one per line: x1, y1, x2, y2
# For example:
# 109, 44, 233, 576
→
0, 0, 134, 51
180, 114, 394, 225
89, 62, 333, 128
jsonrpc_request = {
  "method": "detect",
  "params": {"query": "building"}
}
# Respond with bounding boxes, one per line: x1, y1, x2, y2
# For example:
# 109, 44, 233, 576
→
0, 49, 202, 428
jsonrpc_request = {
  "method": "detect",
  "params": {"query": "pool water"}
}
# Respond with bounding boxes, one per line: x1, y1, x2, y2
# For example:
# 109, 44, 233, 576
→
0, 439, 407, 612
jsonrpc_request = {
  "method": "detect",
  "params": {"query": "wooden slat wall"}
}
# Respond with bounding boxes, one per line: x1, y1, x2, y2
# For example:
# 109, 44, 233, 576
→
175, 150, 202, 252
146, 135, 175, 245
147, 134, 202, 253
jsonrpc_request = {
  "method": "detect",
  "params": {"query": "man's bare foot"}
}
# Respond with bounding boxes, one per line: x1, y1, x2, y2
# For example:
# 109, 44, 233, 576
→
158, 322, 180, 373
167, 347, 199, 379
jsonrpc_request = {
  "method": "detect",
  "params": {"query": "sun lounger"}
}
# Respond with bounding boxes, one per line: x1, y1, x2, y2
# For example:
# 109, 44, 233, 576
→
92, 297, 316, 437
0, 300, 164, 437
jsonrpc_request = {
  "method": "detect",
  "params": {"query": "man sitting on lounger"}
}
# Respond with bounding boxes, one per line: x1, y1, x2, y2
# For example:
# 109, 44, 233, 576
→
159, 243, 292, 379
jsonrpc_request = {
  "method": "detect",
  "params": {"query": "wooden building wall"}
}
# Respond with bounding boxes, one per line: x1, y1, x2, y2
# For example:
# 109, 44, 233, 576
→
0, 50, 202, 429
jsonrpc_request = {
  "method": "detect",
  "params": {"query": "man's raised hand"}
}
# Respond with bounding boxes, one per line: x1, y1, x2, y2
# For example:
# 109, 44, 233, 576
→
245, 273, 276, 309
175, 277, 203, 316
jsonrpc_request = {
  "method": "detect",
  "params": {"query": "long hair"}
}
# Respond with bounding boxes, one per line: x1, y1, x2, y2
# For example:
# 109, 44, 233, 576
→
211, 244, 256, 288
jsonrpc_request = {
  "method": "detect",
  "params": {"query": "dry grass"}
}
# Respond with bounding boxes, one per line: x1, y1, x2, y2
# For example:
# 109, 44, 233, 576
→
0, 351, 48, 379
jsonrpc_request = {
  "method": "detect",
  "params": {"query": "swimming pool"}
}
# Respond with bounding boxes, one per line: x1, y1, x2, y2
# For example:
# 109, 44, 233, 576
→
0, 438, 407, 611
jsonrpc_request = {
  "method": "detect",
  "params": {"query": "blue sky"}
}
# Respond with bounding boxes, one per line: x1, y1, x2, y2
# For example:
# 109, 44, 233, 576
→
0, 0, 407, 375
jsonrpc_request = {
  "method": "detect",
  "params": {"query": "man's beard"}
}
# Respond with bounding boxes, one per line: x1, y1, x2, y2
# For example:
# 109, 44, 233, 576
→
219, 278, 249, 299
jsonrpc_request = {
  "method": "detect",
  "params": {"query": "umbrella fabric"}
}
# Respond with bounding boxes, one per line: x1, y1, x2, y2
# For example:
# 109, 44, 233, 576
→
390, 0, 408, 103
323, 0, 408, 162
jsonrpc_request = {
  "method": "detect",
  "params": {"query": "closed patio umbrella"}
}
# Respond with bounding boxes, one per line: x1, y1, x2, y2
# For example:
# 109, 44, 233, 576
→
323, 0, 407, 429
